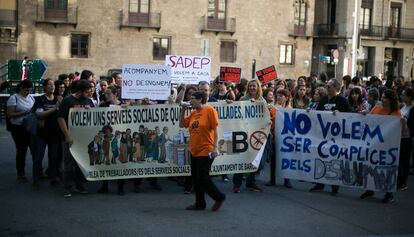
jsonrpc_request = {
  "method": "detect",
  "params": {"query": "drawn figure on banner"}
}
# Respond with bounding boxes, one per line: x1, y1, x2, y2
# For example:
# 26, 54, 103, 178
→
97, 131, 104, 164
154, 127, 161, 161
88, 135, 99, 166
132, 133, 142, 162
102, 125, 113, 165
119, 132, 128, 163
111, 130, 121, 164
159, 126, 171, 163
145, 130, 158, 162
126, 129, 133, 162
138, 125, 147, 161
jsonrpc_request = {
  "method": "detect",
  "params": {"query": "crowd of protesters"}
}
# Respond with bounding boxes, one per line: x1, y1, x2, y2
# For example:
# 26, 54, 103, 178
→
5, 68, 414, 208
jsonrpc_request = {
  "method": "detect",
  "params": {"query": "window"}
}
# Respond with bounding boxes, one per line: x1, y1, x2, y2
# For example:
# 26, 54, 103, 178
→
129, 0, 150, 24
360, 8, 371, 29
220, 41, 236, 63
293, 0, 307, 35
279, 44, 294, 65
153, 37, 170, 60
207, 0, 226, 29
71, 34, 89, 58
44, 0, 67, 19
390, 3, 401, 28
294, 0, 307, 26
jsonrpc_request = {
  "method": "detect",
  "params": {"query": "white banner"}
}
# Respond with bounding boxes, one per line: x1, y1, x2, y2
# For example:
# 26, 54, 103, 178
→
165, 55, 211, 84
275, 108, 402, 192
121, 64, 171, 100
68, 101, 270, 180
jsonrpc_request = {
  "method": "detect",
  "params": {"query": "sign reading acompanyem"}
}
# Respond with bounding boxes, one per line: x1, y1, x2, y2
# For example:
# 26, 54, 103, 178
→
121, 64, 171, 100
219, 67, 241, 83
275, 108, 401, 192
256, 65, 277, 84
165, 55, 211, 84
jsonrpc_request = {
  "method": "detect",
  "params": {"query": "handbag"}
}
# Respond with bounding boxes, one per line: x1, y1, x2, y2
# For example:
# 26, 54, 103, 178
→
23, 112, 39, 136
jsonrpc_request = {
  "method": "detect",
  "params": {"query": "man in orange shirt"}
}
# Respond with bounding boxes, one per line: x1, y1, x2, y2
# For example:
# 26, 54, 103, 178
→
179, 91, 226, 211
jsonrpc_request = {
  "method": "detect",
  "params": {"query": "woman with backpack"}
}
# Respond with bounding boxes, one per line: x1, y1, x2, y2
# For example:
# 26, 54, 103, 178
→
6, 80, 35, 182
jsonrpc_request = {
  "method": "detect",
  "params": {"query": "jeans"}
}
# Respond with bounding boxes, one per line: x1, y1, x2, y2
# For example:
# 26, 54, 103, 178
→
10, 124, 32, 176
62, 142, 85, 190
191, 156, 225, 208
32, 136, 59, 181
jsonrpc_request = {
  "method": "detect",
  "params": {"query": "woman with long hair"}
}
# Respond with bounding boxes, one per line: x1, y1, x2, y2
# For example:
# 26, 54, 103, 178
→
348, 87, 370, 113
292, 85, 310, 109
232, 80, 264, 193
398, 88, 414, 191
360, 89, 404, 203
308, 87, 327, 110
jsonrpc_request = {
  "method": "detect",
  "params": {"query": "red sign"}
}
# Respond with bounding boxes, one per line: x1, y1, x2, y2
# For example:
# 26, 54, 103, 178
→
219, 67, 242, 83
249, 131, 268, 150
256, 65, 277, 84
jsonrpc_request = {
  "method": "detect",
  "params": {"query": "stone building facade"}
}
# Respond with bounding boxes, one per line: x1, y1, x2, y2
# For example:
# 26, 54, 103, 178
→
312, 0, 414, 80
1, 0, 315, 81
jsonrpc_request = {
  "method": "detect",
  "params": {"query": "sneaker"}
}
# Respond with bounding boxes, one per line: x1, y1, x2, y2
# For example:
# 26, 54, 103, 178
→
265, 181, 276, 186
247, 185, 263, 193
232, 187, 241, 193
74, 186, 88, 194
183, 189, 192, 194
382, 193, 395, 204
284, 180, 292, 189
63, 190, 72, 198
360, 190, 374, 199
185, 204, 205, 211
211, 200, 225, 211
309, 184, 324, 192
222, 175, 229, 182
398, 184, 408, 191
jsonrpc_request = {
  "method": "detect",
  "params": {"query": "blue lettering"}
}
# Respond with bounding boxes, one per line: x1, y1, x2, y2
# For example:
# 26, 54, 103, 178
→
342, 119, 351, 139
317, 114, 331, 139
388, 148, 398, 165
281, 136, 294, 152
317, 140, 329, 159
362, 125, 384, 143
351, 122, 361, 139
282, 159, 290, 170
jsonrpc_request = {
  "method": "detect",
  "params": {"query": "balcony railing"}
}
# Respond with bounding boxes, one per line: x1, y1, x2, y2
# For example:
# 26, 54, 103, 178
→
359, 25, 383, 37
200, 16, 236, 35
35, 4, 78, 28
120, 10, 161, 31
359, 25, 414, 40
313, 24, 338, 37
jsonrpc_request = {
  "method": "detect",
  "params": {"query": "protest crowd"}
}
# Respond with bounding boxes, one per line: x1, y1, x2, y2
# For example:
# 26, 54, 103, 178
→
5, 67, 414, 211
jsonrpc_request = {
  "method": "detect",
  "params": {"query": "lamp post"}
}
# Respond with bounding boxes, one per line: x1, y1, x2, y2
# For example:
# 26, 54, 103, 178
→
351, 0, 360, 77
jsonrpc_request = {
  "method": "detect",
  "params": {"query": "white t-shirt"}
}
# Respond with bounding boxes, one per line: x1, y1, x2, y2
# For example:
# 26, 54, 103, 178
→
401, 104, 413, 138
6, 93, 35, 125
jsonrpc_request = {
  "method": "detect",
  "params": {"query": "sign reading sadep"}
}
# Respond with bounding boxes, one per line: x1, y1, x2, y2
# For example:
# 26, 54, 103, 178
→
165, 55, 211, 84
121, 64, 171, 100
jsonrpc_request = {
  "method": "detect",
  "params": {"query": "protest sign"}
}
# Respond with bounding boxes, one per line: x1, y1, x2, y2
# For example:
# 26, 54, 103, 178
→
275, 108, 401, 192
219, 67, 242, 83
121, 64, 171, 100
256, 65, 277, 84
68, 101, 270, 180
165, 55, 211, 84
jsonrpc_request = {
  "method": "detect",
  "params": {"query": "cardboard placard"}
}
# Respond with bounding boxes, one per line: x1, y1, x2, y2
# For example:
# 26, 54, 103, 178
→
219, 67, 242, 83
256, 65, 277, 84
165, 55, 211, 84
